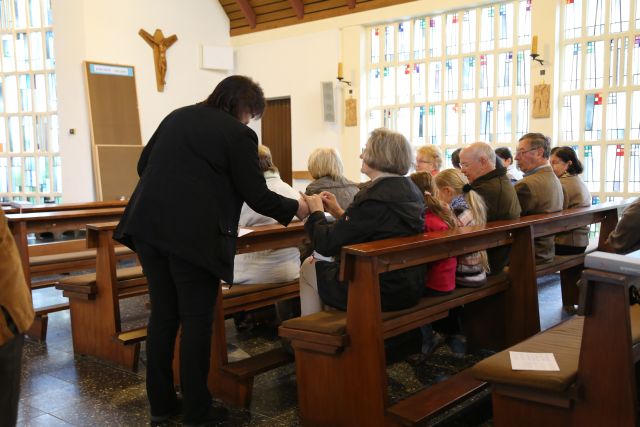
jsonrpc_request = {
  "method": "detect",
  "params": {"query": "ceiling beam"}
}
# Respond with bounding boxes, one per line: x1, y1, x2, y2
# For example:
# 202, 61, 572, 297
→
234, 0, 257, 28
346, 0, 355, 9
288, 0, 304, 19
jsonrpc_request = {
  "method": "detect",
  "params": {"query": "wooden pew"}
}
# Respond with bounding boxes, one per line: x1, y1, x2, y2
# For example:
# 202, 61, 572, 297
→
277, 202, 623, 427
5, 199, 127, 214
472, 268, 640, 426
8, 207, 128, 341
526, 201, 626, 307
57, 221, 308, 384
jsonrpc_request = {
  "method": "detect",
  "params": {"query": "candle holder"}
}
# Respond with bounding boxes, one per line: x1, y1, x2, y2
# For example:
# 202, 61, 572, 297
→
530, 53, 544, 66
336, 76, 352, 86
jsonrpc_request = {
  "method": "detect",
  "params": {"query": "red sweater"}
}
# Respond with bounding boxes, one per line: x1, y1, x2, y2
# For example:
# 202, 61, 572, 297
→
424, 210, 457, 292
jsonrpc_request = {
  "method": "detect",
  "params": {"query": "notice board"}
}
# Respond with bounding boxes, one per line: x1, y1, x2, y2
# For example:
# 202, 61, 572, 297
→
85, 61, 143, 200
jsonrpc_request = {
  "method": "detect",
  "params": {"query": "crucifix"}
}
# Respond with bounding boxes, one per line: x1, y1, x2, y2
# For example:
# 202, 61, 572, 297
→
139, 28, 178, 92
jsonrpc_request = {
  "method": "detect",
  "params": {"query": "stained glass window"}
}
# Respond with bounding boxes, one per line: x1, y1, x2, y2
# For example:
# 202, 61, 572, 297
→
366, 0, 530, 161
560, 0, 640, 200
630, 144, 640, 192
0, 0, 57, 202
398, 21, 411, 62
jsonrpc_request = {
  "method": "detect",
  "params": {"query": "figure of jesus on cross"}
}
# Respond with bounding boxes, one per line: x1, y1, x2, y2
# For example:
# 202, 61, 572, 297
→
139, 28, 178, 92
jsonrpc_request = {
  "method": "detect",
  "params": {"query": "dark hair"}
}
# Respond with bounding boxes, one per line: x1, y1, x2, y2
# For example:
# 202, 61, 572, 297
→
495, 147, 513, 162
519, 132, 551, 158
551, 146, 584, 175
451, 148, 462, 169
203, 75, 265, 120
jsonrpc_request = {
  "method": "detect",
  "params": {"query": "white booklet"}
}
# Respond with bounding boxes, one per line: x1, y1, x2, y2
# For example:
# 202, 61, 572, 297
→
509, 351, 560, 371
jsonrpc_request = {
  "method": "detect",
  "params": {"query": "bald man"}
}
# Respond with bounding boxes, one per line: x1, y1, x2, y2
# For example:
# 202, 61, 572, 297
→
460, 142, 521, 274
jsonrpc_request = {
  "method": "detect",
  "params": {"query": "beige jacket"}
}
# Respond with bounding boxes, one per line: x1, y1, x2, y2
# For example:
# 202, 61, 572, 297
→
555, 174, 591, 247
0, 210, 34, 345
606, 197, 640, 254
515, 164, 564, 264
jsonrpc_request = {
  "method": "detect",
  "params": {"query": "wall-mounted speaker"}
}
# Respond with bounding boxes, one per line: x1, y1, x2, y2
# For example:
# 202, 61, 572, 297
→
321, 81, 336, 123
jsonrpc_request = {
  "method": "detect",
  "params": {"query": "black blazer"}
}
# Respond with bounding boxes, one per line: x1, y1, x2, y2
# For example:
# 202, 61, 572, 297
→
114, 104, 298, 283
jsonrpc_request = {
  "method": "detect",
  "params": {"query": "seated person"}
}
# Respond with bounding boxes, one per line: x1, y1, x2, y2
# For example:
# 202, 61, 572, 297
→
514, 133, 563, 264
606, 197, 640, 254
409, 171, 458, 359
305, 148, 359, 209
435, 168, 489, 286
460, 142, 521, 274
232, 145, 301, 284
299, 128, 425, 315
495, 147, 523, 183
550, 146, 591, 255
415, 145, 443, 176
451, 148, 462, 169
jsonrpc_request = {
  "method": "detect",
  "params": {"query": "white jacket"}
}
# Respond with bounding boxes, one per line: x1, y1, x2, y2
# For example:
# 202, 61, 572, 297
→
232, 170, 301, 284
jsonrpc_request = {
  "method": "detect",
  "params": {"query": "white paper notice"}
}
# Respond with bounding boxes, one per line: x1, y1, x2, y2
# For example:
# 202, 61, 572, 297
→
509, 351, 560, 371
238, 227, 254, 237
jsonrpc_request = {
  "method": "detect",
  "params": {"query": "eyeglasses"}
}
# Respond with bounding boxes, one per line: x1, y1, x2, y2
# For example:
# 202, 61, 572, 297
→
515, 147, 539, 156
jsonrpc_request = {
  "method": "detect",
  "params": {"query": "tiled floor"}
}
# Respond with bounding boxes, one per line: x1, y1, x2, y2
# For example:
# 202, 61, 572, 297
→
16, 275, 570, 426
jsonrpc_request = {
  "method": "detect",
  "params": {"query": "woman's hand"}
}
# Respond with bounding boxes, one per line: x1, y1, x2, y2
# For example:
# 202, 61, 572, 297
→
301, 193, 324, 214
296, 197, 310, 220
320, 191, 344, 218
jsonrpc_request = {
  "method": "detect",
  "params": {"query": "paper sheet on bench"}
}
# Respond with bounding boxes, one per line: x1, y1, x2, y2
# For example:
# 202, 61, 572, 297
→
509, 351, 560, 371
238, 227, 253, 237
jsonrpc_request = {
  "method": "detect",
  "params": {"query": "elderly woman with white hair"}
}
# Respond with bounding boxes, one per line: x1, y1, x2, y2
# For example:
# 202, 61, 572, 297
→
305, 148, 359, 209
300, 128, 426, 315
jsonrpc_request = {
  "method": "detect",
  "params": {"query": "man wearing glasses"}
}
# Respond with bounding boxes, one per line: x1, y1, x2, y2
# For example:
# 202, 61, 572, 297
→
514, 133, 563, 264
459, 142, 521, 274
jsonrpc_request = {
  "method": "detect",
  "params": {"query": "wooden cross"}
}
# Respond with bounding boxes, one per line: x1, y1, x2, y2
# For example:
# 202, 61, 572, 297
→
139, 28, 178, 92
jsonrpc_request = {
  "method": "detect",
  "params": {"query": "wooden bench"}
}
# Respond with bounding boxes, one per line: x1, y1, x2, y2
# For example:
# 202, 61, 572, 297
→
527, 201, 625, 307
57, 220, 308, 389
472, 268, 640, 426
277, 202, 625, 426
8, 207, 130, 341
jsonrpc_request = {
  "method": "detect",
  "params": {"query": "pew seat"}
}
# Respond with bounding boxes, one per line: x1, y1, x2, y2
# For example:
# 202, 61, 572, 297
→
280, 273, 509, 356
473, 306, 640, 393
57, 266, 146, 300
472, 270, 640, 426
31, 244, 133, 268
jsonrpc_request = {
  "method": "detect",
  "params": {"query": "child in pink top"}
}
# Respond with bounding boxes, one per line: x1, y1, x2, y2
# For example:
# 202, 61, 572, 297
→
409, 172, 458, 362
410, 172, 457, 293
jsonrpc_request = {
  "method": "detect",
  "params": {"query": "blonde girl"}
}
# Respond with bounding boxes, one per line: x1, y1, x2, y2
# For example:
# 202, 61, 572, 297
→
434, 168, 489, 286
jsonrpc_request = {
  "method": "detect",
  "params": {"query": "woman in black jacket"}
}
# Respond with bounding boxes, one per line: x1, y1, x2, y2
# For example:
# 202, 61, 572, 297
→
114, 76, 307, 426
300, 128, 425, 315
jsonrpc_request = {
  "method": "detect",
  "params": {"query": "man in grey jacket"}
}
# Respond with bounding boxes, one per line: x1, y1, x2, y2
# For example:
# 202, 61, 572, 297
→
514, 133, 564, 264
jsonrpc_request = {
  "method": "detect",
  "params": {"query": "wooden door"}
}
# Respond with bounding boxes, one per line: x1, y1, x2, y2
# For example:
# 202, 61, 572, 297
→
261, 98, 292, 185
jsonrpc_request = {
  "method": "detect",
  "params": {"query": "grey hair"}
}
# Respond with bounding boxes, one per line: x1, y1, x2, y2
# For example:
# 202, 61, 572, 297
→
519, 132, 552, 158
307, 148, 344, 180
472, 141, 497, 165
362, 128, 413, 175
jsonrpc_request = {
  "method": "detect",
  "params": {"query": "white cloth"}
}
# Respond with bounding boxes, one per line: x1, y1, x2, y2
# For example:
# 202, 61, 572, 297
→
506, 163, 524, 182
299, 257, 324, 315
232, 170, 301, 284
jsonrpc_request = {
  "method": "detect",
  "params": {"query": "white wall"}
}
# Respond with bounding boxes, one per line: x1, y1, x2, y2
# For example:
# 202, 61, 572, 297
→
54, 0, 231, 201
234, 30, 342, 176
54, 0, 561, 200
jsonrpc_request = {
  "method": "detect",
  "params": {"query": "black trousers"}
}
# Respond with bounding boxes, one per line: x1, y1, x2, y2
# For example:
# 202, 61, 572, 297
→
133, 238, 219, 424
0, 311, 24, 427
555, 244, 587, 255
